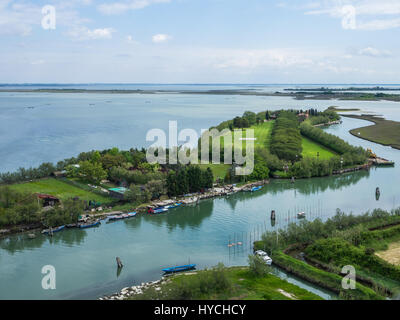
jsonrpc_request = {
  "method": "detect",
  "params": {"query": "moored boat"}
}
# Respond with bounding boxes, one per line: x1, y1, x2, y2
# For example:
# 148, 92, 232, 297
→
297, 212, 306, 219
165, 203, 182, 209
41, 225, 65, 235
162, 264, 196, 274
79, 220, 101, 229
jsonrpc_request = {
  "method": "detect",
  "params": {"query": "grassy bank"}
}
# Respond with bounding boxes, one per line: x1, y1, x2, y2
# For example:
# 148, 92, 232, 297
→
343, 114, 400, 150
128, 265, 322, 300
270, 251, 382, 300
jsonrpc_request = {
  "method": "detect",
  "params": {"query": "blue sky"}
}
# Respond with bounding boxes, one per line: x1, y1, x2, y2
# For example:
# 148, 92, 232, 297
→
1, 0, 400, 83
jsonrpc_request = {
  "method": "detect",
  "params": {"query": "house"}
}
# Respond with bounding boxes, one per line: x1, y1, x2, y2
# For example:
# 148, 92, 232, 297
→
36, 194, 60, 207
52, 170, 67, 178
108, 187, 128, 200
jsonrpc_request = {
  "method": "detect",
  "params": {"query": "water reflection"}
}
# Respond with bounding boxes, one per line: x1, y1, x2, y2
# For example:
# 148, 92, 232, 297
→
267, 169, 370, 195
0, 228, 88, 254
0, 233, 47, 254
135, 200, 215, 232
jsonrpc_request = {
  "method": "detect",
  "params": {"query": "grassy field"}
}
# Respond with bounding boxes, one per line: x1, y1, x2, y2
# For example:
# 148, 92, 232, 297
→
198, 163, 231, 182
9, 178, 113, 204
344, 114, 400, 150
199, 121, 275, 181
301, 136, 337, 160
217, 121, 274, 151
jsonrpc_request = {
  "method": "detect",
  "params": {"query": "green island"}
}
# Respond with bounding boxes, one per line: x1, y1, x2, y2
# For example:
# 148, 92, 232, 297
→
0, 108, 379, 232
343, 114, 400, 150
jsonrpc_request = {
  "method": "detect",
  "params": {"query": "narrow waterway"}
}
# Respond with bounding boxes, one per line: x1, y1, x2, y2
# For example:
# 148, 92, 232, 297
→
1, 116, 399, 300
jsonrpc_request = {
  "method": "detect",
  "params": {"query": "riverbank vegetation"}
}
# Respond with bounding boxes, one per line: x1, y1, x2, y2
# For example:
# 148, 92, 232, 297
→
254, 208, 400, 299
128, 264, 322, 300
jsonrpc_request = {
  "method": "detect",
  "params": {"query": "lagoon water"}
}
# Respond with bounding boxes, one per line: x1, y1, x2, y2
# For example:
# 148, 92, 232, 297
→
1, 85, 400, 299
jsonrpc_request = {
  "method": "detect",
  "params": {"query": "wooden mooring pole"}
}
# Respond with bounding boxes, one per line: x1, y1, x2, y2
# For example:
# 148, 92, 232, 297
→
116, 257, 123, 268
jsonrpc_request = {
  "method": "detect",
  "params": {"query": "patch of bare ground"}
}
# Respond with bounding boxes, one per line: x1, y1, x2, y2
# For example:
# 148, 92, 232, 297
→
376, 241, 400, 265
277, 289, 298, 300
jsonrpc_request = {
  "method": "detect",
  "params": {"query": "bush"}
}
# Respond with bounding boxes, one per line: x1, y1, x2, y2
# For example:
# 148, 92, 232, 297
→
248, 254, 270, 277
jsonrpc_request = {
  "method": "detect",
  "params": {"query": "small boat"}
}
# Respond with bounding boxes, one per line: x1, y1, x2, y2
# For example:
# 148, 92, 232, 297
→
42, 225, 65, 235
79, 220, 101, 229
162, 264, 196, 274
297, 212, 306, 219
66, 223, 78, 228
153, 207, 168, 214
108, 215, 124, 221
126, 212, 137, 218
251, 186, 262, 192
165, 203, 182, 209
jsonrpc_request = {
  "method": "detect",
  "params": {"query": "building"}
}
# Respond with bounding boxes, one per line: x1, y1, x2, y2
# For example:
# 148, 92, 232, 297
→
36, 194, 60, 207
108, 187, 128, 200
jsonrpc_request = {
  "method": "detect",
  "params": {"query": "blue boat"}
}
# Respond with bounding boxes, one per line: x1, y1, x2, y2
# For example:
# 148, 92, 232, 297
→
251, 186, 262, 192
79, 220, 101, 229
162, 264, 196, 274
165, 203, 182, 209
41, 225, 65, 235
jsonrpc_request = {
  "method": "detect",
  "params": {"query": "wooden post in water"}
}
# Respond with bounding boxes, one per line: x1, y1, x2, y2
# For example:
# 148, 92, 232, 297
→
116, 257, 123, 268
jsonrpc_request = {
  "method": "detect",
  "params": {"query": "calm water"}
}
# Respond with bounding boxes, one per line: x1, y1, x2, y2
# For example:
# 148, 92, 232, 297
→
1, 85, 400, 300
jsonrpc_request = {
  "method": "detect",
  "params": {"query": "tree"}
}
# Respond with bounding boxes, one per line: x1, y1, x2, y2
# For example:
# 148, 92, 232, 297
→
78, 161, 107, 184
233, 116, 242, 128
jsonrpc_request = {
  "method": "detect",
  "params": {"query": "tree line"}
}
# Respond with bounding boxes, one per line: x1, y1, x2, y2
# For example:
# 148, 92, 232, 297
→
270, 111, 303, 162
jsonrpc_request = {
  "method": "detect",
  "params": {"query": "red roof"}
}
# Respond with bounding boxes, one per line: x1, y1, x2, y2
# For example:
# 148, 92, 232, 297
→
36, 193, 59, 200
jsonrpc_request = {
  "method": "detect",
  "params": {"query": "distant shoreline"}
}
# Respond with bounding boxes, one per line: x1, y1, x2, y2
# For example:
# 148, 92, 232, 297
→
2, 88, 400, 102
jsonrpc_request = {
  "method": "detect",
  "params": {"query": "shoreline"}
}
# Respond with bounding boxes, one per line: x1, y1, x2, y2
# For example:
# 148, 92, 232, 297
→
2, 88, 400, 102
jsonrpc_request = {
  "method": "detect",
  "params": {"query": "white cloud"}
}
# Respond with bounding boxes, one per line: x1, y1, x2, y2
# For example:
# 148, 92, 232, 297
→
152, 33, 172, 43
357, 46, 392, 57
98, 0, 171, 15
67, 27, 116, 40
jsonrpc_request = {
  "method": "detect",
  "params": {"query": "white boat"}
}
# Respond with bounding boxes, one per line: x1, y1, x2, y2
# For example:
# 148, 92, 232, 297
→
255, 250, 272, 265
297, 212, 306, 219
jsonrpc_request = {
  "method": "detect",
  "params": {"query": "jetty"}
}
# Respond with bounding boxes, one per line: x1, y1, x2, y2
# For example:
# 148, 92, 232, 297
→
370, 157, 395, 166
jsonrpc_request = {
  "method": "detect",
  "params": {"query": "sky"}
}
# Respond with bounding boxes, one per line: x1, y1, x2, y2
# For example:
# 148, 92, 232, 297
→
0, 0, 400, 83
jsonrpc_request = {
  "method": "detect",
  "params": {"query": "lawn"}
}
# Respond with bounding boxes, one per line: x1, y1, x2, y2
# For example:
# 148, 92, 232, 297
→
301, 136, 337, 160
198, 163, 231, 182
217, 121, 275, 151
9, 178, 113, 204
198, 121, 274, 181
